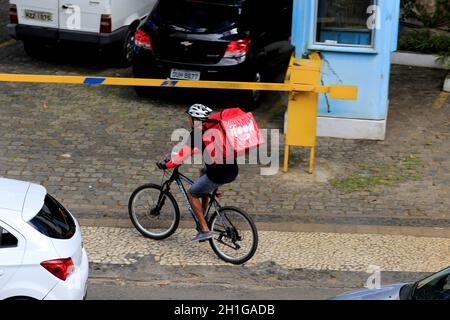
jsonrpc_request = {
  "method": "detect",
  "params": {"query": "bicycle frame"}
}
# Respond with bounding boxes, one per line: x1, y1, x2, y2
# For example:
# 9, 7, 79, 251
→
129, 165, 256, 259
160, 167, 221, 228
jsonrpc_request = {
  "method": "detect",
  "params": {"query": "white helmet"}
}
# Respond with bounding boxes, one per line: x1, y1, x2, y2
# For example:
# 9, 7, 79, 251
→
187, 104, 213, 121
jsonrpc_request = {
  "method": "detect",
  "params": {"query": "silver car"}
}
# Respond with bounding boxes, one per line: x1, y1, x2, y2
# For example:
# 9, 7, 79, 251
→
331, 266, 450, 300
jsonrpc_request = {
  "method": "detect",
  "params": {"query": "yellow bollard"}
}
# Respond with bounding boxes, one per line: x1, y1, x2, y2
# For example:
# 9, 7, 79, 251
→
283, 54, 323, 174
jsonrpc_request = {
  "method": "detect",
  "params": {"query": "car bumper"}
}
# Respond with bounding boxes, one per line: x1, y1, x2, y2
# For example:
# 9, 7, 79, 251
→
8, 23, 127, 46
44, 248, 89, 300
133, 49, 255, 82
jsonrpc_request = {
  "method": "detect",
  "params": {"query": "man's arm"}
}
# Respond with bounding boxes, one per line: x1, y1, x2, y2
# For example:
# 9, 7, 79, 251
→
165, 145, 200, 169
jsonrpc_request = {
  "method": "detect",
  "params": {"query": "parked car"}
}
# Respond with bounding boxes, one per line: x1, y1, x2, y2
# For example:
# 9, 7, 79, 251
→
132, 0, 293, 106
331, 266, 450, 300
0, 178, 88, 300
7, 0, 157, 65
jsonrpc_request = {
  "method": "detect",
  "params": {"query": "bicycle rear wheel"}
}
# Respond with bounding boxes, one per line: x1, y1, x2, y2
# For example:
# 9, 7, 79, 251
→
128, 184, 180, 240
208, 206, 258, 265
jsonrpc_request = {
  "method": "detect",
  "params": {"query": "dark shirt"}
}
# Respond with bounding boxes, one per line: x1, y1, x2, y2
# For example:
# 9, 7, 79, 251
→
189, 127, 239, 184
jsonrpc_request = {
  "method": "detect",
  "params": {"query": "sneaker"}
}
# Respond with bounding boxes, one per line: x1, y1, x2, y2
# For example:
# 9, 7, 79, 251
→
192, 231, 214, 242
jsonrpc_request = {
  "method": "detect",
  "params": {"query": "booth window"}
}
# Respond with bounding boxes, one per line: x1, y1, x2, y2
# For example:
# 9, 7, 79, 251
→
315, 0, 376, 47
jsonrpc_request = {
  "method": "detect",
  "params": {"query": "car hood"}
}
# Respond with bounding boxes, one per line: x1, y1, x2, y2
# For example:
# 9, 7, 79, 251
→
330, 284, 405, 300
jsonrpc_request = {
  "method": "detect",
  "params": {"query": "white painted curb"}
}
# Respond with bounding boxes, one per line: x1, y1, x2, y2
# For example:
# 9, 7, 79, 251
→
392, 51, 448, 70
284, 112, 387, 140
444, 73, 450, 93
317, 117, 386, 141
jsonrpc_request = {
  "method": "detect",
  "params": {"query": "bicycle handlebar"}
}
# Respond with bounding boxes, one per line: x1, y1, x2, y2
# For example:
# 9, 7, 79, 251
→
156, 160, 181, 171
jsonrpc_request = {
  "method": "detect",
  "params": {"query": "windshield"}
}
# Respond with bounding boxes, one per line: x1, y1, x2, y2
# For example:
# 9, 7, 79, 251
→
413, 267, 450, 300
152, 0, 243, 33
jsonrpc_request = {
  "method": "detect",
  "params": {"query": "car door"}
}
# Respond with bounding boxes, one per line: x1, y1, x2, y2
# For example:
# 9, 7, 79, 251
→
0, 222, 26, 298
58, 0, 109, 33
13, 0, 59, 28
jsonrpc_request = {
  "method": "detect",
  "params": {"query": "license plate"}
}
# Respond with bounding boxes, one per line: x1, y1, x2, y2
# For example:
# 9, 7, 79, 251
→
24, 10, 53, 22
170, 69, 200, 81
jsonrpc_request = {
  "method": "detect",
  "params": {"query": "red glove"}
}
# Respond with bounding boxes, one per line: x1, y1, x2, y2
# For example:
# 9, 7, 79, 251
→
166, 146, 200, 169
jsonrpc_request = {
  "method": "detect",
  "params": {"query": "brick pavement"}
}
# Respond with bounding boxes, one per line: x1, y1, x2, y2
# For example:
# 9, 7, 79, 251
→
0, 34, 448, 228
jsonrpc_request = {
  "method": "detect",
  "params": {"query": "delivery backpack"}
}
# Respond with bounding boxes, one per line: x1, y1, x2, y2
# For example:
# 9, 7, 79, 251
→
202, 108, 264, 163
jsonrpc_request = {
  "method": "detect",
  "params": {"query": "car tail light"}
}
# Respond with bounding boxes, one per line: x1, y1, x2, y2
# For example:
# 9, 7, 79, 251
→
9, 4, 18, 24
41, 258, 75, 281
100, 14, 112, 33
224, 39, 251, 58
135, 28, 152, 50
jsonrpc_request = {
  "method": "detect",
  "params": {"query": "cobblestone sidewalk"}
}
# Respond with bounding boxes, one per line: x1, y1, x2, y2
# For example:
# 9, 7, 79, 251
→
83, 226, 450, 273
0, 42, 448, 228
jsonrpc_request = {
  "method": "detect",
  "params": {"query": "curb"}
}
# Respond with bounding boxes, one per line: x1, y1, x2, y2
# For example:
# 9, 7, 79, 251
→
78, 218, 450, 239
392, 51, 448, 70
444, 72, 450, 93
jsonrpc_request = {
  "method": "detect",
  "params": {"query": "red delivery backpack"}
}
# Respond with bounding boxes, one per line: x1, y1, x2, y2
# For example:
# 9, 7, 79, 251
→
202, 108, 264, 162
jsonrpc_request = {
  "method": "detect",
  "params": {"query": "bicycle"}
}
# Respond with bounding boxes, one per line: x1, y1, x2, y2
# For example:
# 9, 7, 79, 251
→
128, 164, 258, 265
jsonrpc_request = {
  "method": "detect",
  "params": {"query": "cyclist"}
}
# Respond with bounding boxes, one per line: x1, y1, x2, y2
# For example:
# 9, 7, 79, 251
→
157, 104, 239, 242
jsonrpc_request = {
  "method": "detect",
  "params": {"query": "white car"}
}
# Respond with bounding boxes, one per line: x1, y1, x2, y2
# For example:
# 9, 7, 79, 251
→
0, 178, 89, 300
7, 0, 157, 65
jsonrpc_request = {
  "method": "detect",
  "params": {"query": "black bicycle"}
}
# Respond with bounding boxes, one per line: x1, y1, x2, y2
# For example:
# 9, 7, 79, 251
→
128, 165, 258, 265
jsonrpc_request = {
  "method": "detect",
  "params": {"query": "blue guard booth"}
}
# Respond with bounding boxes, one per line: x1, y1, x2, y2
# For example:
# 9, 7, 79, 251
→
291, 0, 400, 140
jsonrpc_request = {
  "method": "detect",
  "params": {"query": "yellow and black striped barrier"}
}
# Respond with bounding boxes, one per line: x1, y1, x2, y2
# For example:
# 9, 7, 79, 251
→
0, 53, 358, 173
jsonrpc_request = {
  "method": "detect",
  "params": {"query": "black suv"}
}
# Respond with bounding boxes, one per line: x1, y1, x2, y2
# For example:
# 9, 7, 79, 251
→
132, 0, 293, 106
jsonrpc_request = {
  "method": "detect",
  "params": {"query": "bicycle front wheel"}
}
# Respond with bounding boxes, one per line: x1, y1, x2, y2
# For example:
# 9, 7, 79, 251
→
208, 207, 258, 265
128, 184, 180, 240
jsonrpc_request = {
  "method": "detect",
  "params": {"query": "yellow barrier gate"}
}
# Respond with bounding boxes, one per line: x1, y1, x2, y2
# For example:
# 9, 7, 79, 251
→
284, 53, 357, 174
0, 53, 357, 173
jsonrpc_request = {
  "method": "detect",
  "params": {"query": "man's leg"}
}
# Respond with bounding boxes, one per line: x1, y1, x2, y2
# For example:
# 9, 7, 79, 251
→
202, 197, 209, 214
188, 175, 221, 234
199, 168, 209, 223
187, 192, 210, 232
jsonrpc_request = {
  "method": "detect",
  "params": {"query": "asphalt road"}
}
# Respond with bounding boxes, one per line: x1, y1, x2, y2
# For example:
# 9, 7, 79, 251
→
85, 260, 428, 300
87, 279, 345, 300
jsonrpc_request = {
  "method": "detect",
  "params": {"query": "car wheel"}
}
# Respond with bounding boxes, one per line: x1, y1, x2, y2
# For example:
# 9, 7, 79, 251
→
132, 66, 159, 98
117, 26, 137, 67
134, 85, 158, 98
23, 41, 46, 59
251, 72, 263, 104
240, 71, 264, 111
6, 296, 36, 300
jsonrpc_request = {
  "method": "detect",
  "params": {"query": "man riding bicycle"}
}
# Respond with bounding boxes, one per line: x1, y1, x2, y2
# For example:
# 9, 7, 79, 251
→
157, 104, 239, 242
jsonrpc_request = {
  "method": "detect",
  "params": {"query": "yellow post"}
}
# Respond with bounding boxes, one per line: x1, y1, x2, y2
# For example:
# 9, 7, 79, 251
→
309, 147, 316, 174
284, 54, 323, 174
283, 144, 290, 173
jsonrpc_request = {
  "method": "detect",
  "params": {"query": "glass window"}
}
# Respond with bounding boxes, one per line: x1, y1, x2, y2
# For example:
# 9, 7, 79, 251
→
0, 227, 18, 248
152, 0, 243, 33
413, 267, 450, 300
29, 195, 76, 240
315, 0, 376, 47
